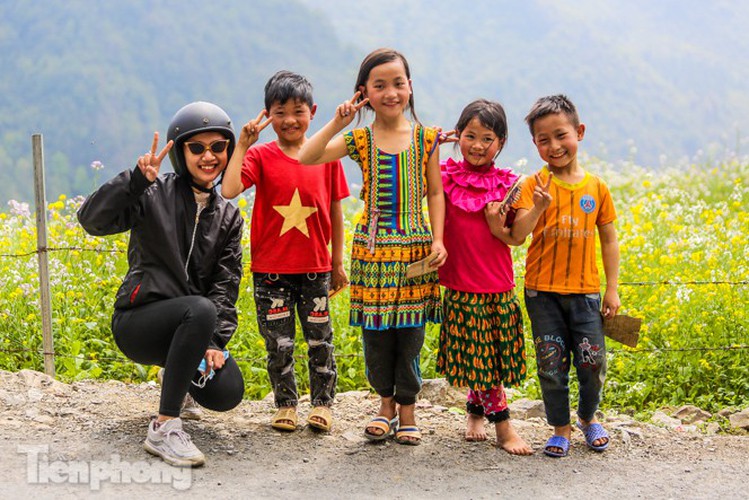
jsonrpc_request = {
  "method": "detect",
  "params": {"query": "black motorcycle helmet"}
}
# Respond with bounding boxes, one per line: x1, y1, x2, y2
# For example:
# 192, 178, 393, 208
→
166, 101, 236, 177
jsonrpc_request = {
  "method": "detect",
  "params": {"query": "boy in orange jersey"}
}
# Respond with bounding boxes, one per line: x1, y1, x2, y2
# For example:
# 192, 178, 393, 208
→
511, 95, 620, 458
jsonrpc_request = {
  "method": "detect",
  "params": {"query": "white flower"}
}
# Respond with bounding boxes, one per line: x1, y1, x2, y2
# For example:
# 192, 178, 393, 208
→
8, 200, 31, 217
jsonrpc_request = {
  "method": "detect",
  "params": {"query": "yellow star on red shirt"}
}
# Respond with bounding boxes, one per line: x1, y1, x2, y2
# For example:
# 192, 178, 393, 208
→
273, 188, 318, 237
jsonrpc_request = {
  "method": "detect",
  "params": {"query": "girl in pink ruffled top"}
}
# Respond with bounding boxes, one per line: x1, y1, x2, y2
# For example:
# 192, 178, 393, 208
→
437, 99, 532, 454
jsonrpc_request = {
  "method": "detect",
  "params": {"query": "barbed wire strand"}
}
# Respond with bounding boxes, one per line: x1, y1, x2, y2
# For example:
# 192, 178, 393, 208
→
1, 246, 123, 258
3, 247, 749, 287
0, 346, 363, 366
0, 336, 364, 365
4, 246, 749, 281
3, 342, 748, 366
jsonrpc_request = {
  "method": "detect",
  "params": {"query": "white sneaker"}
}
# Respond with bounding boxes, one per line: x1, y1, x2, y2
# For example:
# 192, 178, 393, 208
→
157, 368, 203, 420
180, 394, 203, 421
143, 418, 205, 467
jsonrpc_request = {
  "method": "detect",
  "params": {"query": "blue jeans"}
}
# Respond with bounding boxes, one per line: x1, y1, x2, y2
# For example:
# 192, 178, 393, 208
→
524, 289, 607, 427
253, 272, 337, 408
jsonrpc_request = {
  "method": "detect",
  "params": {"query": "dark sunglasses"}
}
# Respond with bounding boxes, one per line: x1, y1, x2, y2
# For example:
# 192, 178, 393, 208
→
184, 139, 230, 155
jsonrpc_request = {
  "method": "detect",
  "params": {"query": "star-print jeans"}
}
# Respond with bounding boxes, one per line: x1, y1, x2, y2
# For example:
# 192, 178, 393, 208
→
524, 289, 607, 427
253, 272, 337, 408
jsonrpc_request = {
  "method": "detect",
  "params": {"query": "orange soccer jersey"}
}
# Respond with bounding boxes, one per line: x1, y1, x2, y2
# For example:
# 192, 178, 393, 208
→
517, 167, 616, 294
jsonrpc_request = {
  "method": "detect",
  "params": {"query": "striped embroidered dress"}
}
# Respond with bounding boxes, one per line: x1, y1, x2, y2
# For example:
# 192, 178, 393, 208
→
344, 124, 442, 330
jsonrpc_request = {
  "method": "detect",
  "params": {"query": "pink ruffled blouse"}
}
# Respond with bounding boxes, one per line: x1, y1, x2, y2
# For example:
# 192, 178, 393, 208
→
438, 158, 520, 293
441, 158, 520, 212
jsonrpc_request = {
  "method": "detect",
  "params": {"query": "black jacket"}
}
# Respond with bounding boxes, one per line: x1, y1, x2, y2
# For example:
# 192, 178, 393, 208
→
77, 167, 243, 350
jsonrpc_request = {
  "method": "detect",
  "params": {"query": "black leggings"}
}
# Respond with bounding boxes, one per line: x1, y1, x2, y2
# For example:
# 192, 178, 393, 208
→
112, 296, 244, 417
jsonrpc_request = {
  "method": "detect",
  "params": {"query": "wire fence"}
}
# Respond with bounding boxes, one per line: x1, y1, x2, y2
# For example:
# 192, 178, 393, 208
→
2, 244, 748, 368
4, 247, 749, 286
0, 337, 364, 366
4, 337, 747, 372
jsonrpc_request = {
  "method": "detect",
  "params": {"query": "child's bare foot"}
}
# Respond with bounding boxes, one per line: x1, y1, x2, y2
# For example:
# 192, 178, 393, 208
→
495, 420, 533, 455
465, 414, 487, 442
364, 396, 397, 438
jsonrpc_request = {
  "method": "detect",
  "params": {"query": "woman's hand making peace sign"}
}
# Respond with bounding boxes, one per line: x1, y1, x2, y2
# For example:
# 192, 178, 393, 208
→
137, 132, 173, 183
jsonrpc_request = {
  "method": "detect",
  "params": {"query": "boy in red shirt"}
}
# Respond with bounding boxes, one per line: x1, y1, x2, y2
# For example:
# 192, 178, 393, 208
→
223, 71, 349, 433
512, 95, 620, 457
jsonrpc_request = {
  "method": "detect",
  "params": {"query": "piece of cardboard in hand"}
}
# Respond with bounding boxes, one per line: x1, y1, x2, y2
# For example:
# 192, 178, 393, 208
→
405, 251, 439, 279
328, 283, 349, 299
603, 315, 642, 347
497, 175, 525, 213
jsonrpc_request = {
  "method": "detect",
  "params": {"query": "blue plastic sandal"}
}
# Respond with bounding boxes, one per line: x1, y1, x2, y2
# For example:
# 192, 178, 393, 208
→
576, 421, 610, 452
543, 435, 570, 457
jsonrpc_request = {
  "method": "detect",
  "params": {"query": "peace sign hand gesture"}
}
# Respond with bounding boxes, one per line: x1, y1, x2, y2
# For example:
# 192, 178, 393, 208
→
334, 91, 369, 128
436, 128, 458, 145
238, 110, 272, 150
532, 171, 553, 211
137, 132, 173, 183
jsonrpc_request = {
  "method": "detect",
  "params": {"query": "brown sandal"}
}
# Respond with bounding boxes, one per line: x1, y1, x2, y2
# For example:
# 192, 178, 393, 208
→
271, 407, 298, 432
307, 406, 333, 432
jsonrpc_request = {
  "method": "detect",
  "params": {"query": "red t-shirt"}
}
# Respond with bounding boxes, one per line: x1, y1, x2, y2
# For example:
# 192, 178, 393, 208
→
241, 141, 350, 273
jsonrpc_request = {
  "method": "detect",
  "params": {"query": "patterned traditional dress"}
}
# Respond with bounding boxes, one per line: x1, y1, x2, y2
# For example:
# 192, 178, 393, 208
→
344, 124, 442, 330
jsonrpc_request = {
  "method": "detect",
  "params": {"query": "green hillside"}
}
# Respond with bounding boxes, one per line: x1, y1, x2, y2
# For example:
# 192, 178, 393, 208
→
2, 0, 748, 202
0, 0, 356, 202
302, 0, 749, 169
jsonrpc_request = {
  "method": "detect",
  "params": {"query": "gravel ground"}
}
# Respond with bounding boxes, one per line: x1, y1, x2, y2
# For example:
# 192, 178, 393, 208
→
1, 369, 748, 499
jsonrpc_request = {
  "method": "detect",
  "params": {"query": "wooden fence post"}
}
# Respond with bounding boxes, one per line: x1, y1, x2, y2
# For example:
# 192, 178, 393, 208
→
32, 134, 55, 378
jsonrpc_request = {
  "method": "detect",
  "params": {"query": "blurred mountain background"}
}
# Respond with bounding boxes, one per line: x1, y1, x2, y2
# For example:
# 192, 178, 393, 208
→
2, 0, 747, 202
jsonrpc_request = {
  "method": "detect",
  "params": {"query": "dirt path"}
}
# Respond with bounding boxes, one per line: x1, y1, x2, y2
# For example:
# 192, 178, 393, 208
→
1, 370, 748, 499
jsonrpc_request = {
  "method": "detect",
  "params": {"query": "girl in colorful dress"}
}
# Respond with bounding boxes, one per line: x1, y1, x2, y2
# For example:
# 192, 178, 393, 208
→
437, 99, 533, 454
300, 48, 447, 445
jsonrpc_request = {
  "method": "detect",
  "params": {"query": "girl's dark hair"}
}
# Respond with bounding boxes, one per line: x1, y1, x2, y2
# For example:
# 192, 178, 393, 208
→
455, 99, 508, 145
354, 48, 419, 124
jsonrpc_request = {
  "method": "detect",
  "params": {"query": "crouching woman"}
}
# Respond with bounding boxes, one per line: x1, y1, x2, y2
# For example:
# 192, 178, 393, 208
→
78, 102, 245, 467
